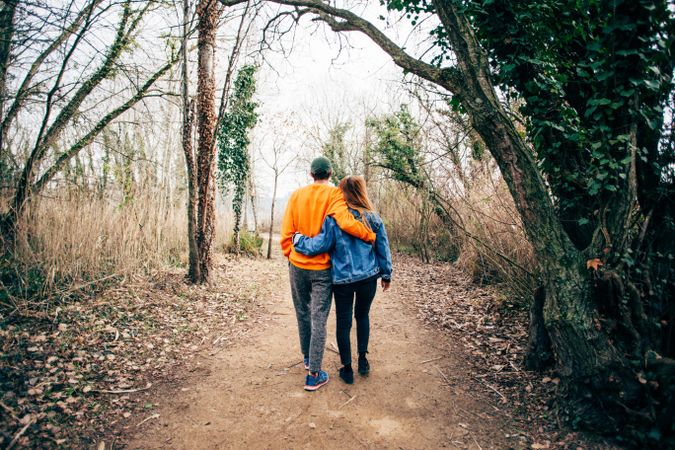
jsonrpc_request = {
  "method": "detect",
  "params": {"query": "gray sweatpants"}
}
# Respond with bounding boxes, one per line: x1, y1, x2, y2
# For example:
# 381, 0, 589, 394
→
289, 263, 332, 373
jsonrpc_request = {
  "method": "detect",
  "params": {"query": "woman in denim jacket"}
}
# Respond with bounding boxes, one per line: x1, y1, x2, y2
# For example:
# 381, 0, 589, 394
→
292, 176, 392, 384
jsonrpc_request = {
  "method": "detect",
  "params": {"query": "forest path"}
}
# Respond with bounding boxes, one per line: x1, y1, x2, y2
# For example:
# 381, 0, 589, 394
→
124, 256, 514, 449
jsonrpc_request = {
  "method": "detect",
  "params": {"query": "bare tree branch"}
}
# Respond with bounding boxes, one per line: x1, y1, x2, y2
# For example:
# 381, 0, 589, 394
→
32, 54, 180, 194
220, 0, 462, 94
7, 0, 157, 224
0, 0, 106, 151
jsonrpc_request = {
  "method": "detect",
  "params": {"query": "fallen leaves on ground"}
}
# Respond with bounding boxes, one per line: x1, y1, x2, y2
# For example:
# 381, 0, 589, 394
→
0, 255, 277, 448
394, 254, 616, 450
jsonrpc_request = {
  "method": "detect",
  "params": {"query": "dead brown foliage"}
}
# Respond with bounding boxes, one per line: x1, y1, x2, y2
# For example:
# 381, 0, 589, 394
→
1, 192, 231, 311
0, 256, 273, 448
378, 171, 537, 301
395, 254, 618, 449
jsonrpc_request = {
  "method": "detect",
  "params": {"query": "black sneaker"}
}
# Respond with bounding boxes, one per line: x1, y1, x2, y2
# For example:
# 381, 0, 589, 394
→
339, 366, 354, 384
358, 355, 370, 376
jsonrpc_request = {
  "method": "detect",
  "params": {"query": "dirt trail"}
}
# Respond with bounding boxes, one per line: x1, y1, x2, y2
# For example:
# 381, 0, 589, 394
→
125, 257, 515, 449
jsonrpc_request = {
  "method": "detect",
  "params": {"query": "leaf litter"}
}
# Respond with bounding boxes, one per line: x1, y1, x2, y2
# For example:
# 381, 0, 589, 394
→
0, 255, 275, 448
2, 252, 621, 449
394, 254, 618, 450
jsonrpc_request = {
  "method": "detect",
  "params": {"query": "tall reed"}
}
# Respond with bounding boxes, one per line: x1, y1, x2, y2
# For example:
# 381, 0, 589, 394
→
2, 190, 230, 303
377, 175, 536, 302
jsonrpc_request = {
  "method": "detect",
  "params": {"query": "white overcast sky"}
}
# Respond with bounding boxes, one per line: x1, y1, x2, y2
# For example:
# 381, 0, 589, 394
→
239, 6, 424, 200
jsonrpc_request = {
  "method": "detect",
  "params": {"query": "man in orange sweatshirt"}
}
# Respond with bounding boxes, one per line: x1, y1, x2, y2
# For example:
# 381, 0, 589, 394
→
281, 156, 375, 391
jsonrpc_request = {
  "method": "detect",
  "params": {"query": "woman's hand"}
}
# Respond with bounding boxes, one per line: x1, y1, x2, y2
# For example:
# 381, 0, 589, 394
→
292, 232, 304, 246
381, 279, 391, 292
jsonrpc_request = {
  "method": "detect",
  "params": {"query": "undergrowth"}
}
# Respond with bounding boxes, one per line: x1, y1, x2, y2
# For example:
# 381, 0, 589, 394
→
223, 230, 263, 256
0, 192, 230, 315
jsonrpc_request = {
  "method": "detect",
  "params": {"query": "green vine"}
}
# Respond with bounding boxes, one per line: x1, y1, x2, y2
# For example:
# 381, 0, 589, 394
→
366, 104, 424, 187
217, 65, 259, 246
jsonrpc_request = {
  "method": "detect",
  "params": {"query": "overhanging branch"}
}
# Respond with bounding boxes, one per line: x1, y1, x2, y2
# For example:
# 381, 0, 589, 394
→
219, 0, 464, 94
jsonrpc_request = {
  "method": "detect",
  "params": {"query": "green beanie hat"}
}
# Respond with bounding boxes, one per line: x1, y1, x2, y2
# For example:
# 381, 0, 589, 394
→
310, 156, 332, 176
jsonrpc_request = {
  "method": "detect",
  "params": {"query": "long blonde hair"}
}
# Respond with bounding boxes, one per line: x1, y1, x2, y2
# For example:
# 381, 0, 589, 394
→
339, 176, 374, 231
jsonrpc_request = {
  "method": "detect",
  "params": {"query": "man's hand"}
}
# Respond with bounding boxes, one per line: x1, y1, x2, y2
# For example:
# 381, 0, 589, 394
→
381, 279, 391, 292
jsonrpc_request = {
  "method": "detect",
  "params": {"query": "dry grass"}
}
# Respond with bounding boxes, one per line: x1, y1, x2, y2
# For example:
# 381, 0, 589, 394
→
376, 185, 459, 262
2, 190, 231, 307
377, 173, 536, 302
454, 178, 536, 300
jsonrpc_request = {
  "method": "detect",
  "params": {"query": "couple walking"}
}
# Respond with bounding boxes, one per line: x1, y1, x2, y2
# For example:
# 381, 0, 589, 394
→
280, 156, 393, 391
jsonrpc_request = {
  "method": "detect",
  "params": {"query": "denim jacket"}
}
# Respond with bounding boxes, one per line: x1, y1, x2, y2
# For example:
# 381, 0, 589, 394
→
292, 210, 393, 285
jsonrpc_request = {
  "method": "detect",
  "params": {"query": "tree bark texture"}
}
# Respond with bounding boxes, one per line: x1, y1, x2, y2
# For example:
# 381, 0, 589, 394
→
242, 192, 249, 232
195, 0, 221, 282
183, 102, 199, 282
182, 0, 200, 283
524, 285, 552, 370
0, 0, 17, 156
248, 173, 258, 231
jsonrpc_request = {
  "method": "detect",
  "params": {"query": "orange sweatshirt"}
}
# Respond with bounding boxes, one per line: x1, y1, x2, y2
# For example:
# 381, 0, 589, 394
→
280, 183, 376, 270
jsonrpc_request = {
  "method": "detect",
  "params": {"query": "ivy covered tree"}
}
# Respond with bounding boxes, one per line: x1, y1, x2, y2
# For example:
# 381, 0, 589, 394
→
441, 1, 674, 440
462, 0, 673, 252
217, 64, 258, 252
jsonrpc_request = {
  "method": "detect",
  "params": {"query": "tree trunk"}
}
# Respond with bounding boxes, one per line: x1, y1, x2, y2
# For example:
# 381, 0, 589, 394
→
524, 285, 553, 370
463, 68, 636, 430
249, 174, 258, 231
362, 126, 371, 183
266, 172, 278, 259
184, 110, 199, 282
195, 0, 220, 282
0, 0, 17, 156
425, 1, 633, 429
233, 187, 243, 254
431, 0, 607, 333
181, 0, 200, 283
462, 68, 623, 427
242, 189, 249, 232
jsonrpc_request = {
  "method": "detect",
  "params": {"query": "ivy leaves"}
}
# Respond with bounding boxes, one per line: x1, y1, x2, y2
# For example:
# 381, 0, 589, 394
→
466, 0, 673, 219
366, 104, 425, 187
321, 123, 350, 184
217, 65, 258, 232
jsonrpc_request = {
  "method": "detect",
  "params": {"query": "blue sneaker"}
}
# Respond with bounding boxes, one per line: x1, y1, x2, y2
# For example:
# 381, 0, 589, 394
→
304, 370, 329, 391
303, 356, 309, 370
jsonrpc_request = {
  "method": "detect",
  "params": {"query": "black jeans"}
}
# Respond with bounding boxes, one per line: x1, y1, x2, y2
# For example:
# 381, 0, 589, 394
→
333, 276, 378, 366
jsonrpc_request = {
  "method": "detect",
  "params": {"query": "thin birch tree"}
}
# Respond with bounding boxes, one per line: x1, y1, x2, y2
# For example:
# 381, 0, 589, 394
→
261, 141, 295, 259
